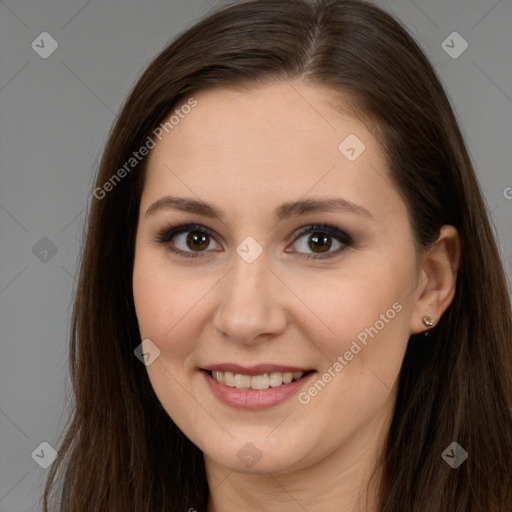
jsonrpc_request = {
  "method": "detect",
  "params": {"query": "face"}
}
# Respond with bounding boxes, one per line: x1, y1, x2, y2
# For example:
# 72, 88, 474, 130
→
132, 82, 423, 475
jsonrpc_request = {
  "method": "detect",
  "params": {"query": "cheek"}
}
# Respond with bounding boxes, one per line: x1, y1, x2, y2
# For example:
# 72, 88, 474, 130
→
132, 252, 208, 430
293, 270, 413, 431
132, 251, 203, 360
294, 260, 414, 357
290, 253, 417, 420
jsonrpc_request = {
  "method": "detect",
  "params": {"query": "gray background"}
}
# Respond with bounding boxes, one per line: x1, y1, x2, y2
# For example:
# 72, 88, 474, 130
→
0, 0, 511, 510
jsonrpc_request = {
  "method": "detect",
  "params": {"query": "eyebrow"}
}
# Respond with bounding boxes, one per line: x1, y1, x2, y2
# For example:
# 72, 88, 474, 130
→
145, 195, 375, 222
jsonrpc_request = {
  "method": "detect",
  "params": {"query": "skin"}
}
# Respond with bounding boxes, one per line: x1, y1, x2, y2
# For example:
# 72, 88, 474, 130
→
132, 81, 460, 512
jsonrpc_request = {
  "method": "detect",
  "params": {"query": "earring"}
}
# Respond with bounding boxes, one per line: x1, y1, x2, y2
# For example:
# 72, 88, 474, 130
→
422, 314, 434, 336
423, 314, 434, 327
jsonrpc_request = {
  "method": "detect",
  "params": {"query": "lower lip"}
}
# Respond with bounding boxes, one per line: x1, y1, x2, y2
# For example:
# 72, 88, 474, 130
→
202, 370, 316, 410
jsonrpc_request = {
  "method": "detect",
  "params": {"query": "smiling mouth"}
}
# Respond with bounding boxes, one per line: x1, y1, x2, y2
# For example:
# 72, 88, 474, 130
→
203, 369, 315, 390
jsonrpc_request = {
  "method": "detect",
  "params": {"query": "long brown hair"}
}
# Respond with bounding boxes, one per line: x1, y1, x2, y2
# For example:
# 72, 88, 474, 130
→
43, 0, 512, 510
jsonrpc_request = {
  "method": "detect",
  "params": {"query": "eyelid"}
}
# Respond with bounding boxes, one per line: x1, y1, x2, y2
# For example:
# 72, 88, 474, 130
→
155, 222, 352, 259
156, 223, 219, 244
155, 223, 222, 258
286, 223, 352, 260
290, 223, 352, 244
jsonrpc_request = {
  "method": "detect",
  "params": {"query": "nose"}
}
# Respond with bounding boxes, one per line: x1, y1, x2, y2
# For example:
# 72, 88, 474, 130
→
212, 251, 288, 344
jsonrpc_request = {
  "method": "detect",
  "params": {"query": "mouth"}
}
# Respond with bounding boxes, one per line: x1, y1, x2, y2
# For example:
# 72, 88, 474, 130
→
202, 369, 315, 390
200, 365, 317, 410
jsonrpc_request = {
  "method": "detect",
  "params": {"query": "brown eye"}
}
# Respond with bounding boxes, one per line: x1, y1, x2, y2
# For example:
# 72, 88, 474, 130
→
156, 223, 222, 258
186, 231, 210, 251
308, 233, 332, 253
289, 224, 353, 260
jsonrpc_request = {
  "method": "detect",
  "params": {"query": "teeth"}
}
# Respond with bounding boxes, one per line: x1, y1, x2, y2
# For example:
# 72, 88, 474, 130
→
210, 370, 305, 390
212, 371, 224, 384
251, 374, 270, 390
282, 372, 293, 384
224, 371, 235, 387
234, 374, 251, 388
269, 372, 283, 387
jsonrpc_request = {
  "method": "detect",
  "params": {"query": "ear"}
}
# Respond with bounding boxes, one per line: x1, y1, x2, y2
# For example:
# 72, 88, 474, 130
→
410, 225, 461, 335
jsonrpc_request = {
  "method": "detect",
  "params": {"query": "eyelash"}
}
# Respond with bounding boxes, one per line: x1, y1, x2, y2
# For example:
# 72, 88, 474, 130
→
154, 222, 353, 261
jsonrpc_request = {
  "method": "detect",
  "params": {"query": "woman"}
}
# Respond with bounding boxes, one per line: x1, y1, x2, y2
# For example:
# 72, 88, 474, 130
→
43, 0, 512, 510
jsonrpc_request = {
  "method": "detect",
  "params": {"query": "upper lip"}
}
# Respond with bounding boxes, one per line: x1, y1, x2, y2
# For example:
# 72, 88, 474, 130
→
202, 363, 315, 375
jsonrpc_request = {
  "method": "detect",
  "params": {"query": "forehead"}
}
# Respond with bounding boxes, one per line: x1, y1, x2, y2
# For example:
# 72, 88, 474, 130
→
142, 82, 403, 223
156, 82, 376, 159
